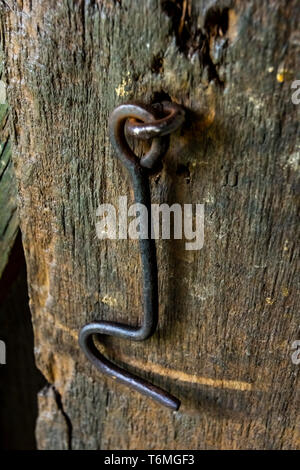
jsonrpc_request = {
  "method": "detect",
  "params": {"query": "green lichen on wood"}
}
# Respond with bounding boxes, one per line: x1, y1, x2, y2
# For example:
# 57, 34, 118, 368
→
0, 38, 18, 279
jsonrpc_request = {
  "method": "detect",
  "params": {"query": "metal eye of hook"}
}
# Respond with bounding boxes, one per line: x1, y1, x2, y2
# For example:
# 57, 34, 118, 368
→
125, 101, 185, 139
79, 101, 185, 410
124, 101, 185, 169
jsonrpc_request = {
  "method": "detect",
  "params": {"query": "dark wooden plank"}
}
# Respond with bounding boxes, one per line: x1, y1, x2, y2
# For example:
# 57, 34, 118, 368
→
0, 233, 46, 450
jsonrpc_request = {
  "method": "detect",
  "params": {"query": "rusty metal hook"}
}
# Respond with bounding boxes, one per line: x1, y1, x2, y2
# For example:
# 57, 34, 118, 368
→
79, 101, 184, 410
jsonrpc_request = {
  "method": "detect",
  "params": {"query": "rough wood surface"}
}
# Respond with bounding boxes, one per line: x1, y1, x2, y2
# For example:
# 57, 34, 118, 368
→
1, 0, 299, 449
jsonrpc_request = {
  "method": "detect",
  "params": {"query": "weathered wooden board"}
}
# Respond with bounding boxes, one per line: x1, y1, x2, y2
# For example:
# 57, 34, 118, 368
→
1, 0, 299, 449
0, 25, 18, 279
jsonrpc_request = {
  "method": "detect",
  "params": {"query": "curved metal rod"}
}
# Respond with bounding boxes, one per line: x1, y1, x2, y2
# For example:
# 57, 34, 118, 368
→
79, 102, 184, 410
125, 101, 185, 168
125, 102, 185, 138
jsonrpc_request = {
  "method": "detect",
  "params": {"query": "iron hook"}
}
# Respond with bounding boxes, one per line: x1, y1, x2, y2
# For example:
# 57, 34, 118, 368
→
79, 101, 184, 410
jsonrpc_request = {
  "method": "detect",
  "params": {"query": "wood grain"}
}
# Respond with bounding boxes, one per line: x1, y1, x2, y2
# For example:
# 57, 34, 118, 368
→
1, 0, 299, 449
